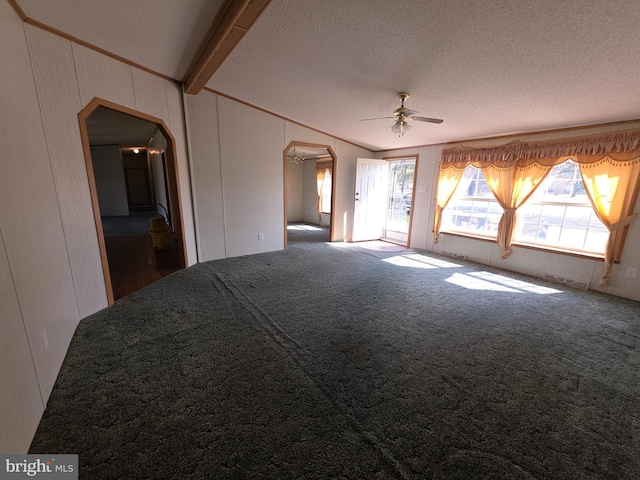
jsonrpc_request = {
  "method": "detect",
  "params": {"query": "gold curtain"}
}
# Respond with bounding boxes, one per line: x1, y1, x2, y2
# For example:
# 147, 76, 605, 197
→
441, 131, 640, 165
482, 161, 552, 258
577, 152, 640, 284
436, 131, 640, 283
316, 160, 332, 220
316, 169, 325, 221
433, 164, 465, 243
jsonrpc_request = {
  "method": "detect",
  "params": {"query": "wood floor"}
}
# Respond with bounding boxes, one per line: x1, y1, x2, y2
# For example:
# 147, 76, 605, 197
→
104, 234, 182, 301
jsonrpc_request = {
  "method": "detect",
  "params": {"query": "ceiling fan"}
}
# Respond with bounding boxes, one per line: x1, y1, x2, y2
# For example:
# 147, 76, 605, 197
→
360, 93, 443, 137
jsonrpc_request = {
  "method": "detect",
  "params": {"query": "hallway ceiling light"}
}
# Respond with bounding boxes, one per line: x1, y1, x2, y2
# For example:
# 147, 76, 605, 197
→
287, 147, 305, 164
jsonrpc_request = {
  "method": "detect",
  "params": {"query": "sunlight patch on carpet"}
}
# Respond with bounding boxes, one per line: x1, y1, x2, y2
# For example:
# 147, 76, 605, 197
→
446, 272, 522, 292
469, 271, 563, 295
446, 271, 564, 294
287, 224, 324, 231
383, 254, 463, 269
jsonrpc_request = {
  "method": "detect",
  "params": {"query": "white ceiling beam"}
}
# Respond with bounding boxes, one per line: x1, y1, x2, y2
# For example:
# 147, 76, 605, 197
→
183, 0, 271, 95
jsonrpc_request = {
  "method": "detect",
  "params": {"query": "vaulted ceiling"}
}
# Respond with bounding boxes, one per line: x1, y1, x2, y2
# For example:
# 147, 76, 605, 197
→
12, 0, 640, 151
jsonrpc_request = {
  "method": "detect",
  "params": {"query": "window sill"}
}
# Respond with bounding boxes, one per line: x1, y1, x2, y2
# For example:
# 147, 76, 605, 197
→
511, 241, 606, 262
439, 230, 497, 243
439, 231, 608, 262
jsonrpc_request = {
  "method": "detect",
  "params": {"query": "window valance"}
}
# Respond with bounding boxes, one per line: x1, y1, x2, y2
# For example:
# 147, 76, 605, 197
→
441, 130, 640, 167
315, 159, 332, 171
434, 129, 640, 285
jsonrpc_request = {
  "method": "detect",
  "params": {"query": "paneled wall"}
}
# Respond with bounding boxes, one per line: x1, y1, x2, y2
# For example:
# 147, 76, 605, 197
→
286, 161, 304, 222
0, 3, 197, 453
91, 146, 129, 216
0, 4, 80, 452
377, 123, 640, 302
184, 92, 226, 261
0, 230, 44, 453
186, 90, 374, 258
217, 97, 285, 257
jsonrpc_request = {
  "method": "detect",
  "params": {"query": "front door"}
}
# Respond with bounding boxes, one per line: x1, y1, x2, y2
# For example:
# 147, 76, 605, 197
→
352, 158, 388, 241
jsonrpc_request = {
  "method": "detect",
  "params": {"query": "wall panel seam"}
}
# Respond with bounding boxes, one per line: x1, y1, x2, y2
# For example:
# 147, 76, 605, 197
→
24, 26, 83, 327
0, 222, 44, 409
215, 94, 228, 258
181, 88, 202, 263
131, 65, 138, 111
173, 84, 197, 266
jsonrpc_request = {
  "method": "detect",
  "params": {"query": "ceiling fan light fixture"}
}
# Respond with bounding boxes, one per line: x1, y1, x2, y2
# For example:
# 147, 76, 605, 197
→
390, 118, 411, 137
360, 92, 442, 137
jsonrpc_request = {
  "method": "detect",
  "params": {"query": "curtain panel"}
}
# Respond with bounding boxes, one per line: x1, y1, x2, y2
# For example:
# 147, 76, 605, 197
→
434, 130, 640, 284
316, 160, 332, 220
433, 165, 464, 243
481, 162, 552, 259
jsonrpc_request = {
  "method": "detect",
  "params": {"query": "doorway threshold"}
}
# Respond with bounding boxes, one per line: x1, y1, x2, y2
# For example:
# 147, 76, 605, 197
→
380, 237, 408, 247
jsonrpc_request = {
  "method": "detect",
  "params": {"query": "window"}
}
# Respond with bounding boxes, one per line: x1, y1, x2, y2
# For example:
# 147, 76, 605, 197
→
441, 160, 608, 255
441, 166, 501, 237
436, 131, 640, 284
513, 160, 608, 254
320, 169, 331, 213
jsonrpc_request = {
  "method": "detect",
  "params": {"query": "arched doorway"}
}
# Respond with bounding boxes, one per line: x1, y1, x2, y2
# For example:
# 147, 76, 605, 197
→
78, 98, 187, 304
283, 142, 337, 248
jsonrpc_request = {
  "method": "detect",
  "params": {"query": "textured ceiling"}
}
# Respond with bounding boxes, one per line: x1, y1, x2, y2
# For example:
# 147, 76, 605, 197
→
13, 0, 640, 151
16, 0, 225, 79
86, 107, 158, 148
286, 145, 331, 160
209, 0, 640, 150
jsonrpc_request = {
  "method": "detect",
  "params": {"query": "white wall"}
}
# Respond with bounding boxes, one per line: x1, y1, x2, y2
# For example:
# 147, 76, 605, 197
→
91, 145, 129, 216
218, 96, 285, 257
186, 89, 374, 259
149, 130, 169, 221
286, 161, 303, 222
0, 4, 197, 453
0, 4, 81, 453
377, 123, 640, 302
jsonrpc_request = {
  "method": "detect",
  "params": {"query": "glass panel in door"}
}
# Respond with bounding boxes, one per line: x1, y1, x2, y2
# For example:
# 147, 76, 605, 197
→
383, 159, 415, 245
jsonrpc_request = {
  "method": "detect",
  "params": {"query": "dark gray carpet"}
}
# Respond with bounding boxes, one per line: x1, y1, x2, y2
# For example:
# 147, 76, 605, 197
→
30, 237, 640, 479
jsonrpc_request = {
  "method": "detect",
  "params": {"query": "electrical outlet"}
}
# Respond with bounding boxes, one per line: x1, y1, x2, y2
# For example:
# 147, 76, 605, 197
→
625, 267, 637, 279
41, 329, 49, 351
258, 233, 264, 240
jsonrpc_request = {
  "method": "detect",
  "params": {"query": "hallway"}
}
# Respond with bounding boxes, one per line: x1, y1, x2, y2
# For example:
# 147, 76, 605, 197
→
104, 225, 181, 300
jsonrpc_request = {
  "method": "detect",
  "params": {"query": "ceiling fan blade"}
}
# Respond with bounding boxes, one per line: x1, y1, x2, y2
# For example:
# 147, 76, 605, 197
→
403, 109, 419, 117
359, 116, 395, 121
410, 116, 444, 124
